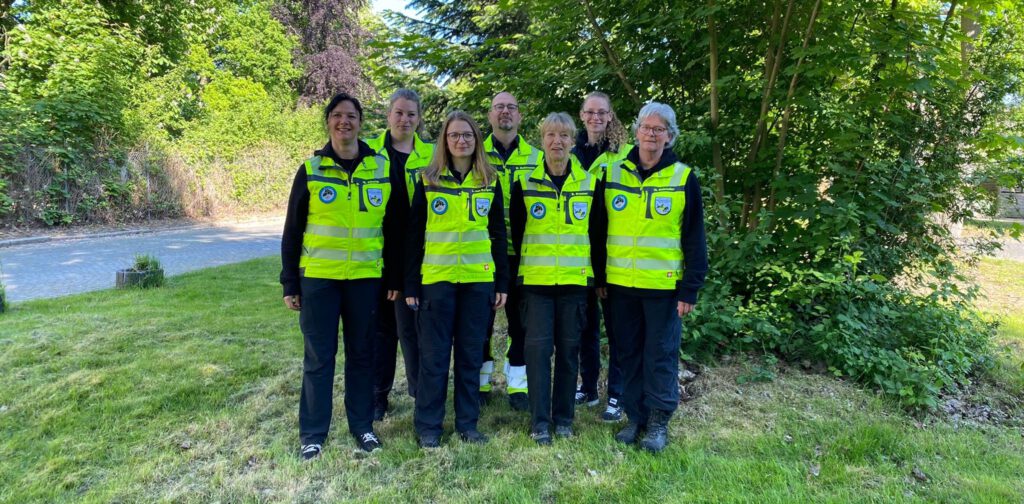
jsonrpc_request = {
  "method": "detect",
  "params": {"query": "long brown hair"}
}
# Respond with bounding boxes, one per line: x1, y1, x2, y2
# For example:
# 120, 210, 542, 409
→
422, 111, 496, 187
581, 91, 628, 152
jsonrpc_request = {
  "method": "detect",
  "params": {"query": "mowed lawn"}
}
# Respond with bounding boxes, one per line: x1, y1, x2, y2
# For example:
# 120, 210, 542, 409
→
1, 257, 1022, 503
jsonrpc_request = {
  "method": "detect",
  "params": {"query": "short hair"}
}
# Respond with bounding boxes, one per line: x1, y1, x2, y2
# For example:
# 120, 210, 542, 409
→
539, 112, 576, 139
633, 102, 679, 148
324, 92, 363, 123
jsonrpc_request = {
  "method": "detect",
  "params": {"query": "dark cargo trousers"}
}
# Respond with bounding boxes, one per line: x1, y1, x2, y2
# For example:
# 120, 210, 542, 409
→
298, 277, 380, 445
374, 295, 420, 400
415, 281, 493, 437
607, 287, 682, 423
522, 290, 586, 430
578, 289, 623, 400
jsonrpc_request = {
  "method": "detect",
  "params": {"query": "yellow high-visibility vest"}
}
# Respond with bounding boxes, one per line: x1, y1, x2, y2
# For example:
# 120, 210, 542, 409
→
519, 155, 595, 287
365, 132, 435, 205
300, 154, 392, 280
587, 143, 634, 177
604, 158, 692, 290
421, 168, 498, 285
484, 134, 539, 255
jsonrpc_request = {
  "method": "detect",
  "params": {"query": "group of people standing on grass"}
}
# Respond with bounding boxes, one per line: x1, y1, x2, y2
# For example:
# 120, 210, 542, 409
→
279, 88, 708, 460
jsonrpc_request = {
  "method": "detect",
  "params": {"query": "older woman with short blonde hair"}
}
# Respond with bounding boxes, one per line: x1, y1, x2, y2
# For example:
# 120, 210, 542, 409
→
509, 112, 606, 445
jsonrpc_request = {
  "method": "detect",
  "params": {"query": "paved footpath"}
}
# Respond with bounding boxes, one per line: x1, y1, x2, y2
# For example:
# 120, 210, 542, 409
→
0, 219, 283, 302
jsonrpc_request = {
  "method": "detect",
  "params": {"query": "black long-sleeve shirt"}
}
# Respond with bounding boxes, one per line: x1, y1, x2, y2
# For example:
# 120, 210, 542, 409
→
601, 146, 708, 304
510, 159, 608, 295
279, 141, 409, 296
403, 174, 509, 298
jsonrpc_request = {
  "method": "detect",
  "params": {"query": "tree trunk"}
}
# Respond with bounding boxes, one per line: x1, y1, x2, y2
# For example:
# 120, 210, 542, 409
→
707, 0, 726, 225
580, 0, 643, 107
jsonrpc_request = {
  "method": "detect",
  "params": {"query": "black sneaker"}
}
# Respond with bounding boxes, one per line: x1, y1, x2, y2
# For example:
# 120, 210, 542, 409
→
418, 434, 441, 449
554, 424, 573, 438
300, 443, 322, 460
601, 398, 623, 422
373, 398, 389, 422
458, 429, 489, 444
574, 387, 600, 407
531, 429, 552, 446
508, 392, 529, 412
355, 431, 382, 453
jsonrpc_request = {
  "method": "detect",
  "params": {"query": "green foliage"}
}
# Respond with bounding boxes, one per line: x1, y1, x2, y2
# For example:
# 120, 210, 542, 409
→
389, 0, 1024, 408
131, 253, 163, 272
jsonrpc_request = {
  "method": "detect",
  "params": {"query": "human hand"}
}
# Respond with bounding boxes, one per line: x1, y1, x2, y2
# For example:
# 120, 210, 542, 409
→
494, 292, 508, 310
284, 295, 301, 311
677, 301, 694, 317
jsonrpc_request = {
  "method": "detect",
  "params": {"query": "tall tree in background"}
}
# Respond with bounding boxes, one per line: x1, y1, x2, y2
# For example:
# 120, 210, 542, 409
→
273, 0, 371, 104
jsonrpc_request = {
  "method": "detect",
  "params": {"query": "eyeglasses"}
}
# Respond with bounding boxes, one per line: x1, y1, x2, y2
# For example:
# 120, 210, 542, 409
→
639, 125, 668, 135
492, 103, 519, 112
447, 132, 475, 142
582, 110, 610, 118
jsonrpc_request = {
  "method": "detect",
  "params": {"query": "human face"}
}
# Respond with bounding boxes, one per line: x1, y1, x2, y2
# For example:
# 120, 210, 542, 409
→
635, 114, 670, 156
580, 96, 611, 138
327, 100, 361, 147
388, 97, 420, 142
446, 120, 476, 161
488, 93, 521, 133
542, 126, 573, 165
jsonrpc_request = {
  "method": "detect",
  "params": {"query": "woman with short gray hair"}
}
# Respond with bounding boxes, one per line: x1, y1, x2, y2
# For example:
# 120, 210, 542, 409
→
596, 101, 708, 453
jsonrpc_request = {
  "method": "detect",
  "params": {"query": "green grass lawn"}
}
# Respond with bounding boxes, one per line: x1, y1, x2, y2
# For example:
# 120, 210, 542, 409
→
1, 257, 1023, 503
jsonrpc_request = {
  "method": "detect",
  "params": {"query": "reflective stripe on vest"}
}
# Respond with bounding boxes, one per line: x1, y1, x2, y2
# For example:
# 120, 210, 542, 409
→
300, 154, 392, 281
604, 159, 692, 290
518, 155, 594, 287
485, 134, 540, 255
421, 169, 498, 285
365, 132, 436, 205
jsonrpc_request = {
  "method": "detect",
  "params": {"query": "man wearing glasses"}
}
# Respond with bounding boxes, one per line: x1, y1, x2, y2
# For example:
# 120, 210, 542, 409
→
480, 92, 540, 411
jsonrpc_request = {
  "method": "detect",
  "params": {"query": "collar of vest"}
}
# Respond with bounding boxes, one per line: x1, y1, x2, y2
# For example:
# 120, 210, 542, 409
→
366, 131, 433, 161
484, 134, 534, 158
526, 154, 586, 186
612, 157, 688, 182
437, 165, 490, 187
314, 140, 378, 165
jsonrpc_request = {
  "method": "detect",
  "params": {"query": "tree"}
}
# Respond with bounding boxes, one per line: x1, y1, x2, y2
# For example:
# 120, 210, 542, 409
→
384, 0, 1024, 407
273, 0, 371, 104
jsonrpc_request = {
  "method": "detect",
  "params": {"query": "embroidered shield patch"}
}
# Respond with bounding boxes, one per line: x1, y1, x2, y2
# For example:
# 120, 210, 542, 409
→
654, 197, 672, 215
475, 197, 491, 216
572, 201, 588, 220
319, 186, 337, 204
431, 197, 448, 215
530, 202, 546, 219
367, 188, 383, 207
611, 194, 627, 211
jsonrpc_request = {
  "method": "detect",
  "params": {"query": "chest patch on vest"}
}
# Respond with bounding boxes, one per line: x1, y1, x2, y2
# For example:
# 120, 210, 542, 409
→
475, 197, 491, 216
611, 194, 628, 211
319, 186, 337, 204
530, 202, 547, 219
572, 201, 588, 220
654, 197, 672, 215
367, 188, 383, 207
431, 197, 448, 215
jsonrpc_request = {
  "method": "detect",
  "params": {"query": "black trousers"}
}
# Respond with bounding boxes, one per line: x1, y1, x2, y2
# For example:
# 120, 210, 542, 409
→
578, 289, 623, 400
373, 295, 419, 400
298, 277, 380, 445
522, 290, 586, 430
607, 287, 681, 423
415, 281, 493, 436
484, 255, 525, 367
